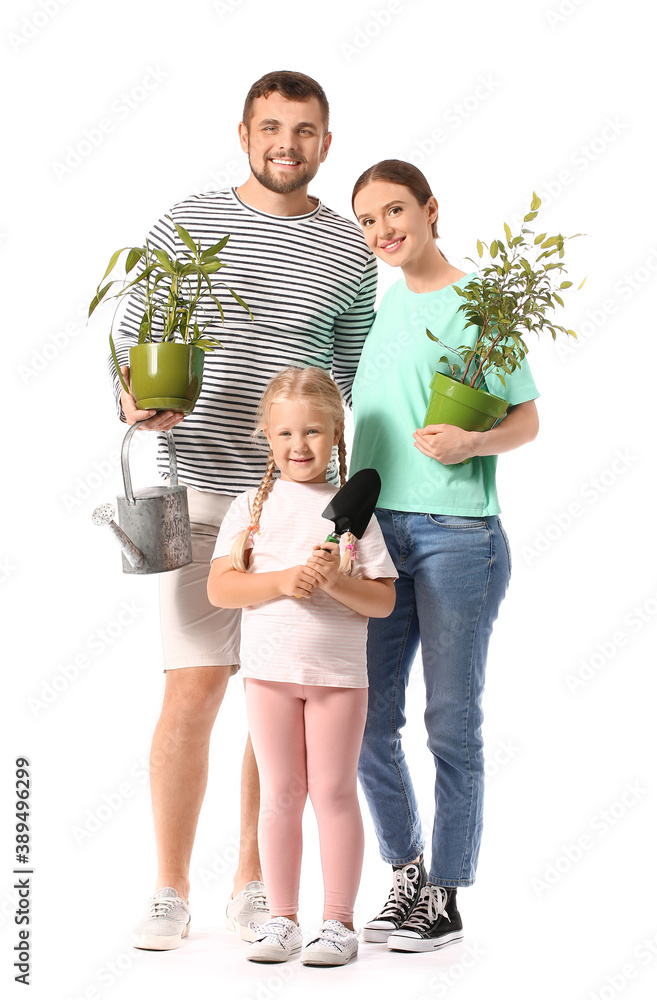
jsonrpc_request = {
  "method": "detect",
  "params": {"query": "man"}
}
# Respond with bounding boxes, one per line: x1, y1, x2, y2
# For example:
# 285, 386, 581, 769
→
110, 70, 376, 950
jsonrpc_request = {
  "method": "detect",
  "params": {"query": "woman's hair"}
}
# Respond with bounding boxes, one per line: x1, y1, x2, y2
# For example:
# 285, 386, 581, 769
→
229, 366, 355, 575
352, 158, 448, 258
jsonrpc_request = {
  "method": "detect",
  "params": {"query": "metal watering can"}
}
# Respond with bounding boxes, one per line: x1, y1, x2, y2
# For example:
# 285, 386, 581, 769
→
92, 422, 192, 574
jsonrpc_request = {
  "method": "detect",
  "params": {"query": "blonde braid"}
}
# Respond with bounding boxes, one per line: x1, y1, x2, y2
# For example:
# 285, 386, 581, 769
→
336, 431, 354, 576
228, 451, 276, 571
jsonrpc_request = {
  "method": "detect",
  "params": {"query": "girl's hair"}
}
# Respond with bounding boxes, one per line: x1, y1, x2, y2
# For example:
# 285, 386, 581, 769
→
229, 366, 356, 575
352, 158, 448, 260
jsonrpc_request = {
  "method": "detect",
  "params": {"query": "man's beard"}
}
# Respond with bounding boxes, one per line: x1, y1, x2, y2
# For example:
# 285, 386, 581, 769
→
248, 151, 316, 194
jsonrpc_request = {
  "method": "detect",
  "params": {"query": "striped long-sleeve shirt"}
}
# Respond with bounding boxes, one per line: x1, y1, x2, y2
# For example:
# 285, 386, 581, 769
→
110, 187, 377, 495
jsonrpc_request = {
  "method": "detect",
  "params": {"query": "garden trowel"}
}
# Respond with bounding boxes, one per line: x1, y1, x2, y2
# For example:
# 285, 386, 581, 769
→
321, 468, 382, 544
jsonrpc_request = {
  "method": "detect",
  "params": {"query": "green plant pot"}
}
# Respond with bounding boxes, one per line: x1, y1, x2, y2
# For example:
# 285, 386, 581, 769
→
424, 371, 509, 431
129, 343, 204, 414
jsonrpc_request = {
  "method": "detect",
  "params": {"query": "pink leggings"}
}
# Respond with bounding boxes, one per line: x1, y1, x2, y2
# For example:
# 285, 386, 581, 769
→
245, 678, 368, 923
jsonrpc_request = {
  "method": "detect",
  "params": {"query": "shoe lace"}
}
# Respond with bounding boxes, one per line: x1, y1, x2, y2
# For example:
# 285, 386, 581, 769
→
149, 896, 182, 918
378, 864, 422, 919
403, 885, 449, 932
243, 885, 269, 912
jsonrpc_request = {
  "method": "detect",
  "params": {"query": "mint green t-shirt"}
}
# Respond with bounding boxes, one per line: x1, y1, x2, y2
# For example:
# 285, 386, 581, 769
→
350, 275, 540, 516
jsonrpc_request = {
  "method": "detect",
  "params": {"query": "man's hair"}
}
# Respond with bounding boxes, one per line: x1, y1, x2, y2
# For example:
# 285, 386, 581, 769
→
242, 70, 330, 132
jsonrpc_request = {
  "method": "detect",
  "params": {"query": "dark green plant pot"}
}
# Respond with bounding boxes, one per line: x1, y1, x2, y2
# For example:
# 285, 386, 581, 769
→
129, 343, 204, 414
424, 371, 508, 431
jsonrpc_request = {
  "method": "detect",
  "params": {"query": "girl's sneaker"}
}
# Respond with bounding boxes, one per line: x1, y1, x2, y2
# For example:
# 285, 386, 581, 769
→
300, 919, 359, 966
246, 917, 302, 963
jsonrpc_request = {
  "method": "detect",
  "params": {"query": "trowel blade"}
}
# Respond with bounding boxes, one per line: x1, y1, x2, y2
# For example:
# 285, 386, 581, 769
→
321, 468, 382, 539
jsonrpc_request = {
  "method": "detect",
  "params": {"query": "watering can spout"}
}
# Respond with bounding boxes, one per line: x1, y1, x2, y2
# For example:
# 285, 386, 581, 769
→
92, 504, 146, 569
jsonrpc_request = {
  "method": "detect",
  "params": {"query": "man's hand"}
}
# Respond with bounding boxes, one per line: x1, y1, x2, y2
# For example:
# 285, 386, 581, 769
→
413, 424, 480, 465
120, 365, 184, 431
305, 541, 341, 592
278, 565, 317, 599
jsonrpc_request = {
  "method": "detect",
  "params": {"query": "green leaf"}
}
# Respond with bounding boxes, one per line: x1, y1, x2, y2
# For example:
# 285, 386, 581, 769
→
476, 239, 483, 258
174, 223, 198, 254
553, 293, 564, 307
491, 240, 498, 258
224, 285, 253, 318
523, 211, 538, 222
109, 334, 131, 394
153, 249, 175, 272
201, 235, 230, 259
426, 328, 440, 342
88, 281, 113, 317
125, 248, 144, 273
534, 233, 546, 244
578, 277, 587, 289
504, 222, 512, 244
100, 247, 129, 284
559, 281, 573, 289
530, 191, 541, 211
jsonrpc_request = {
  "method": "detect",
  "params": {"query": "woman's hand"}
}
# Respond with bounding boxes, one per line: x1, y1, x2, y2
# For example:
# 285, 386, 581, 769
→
413, 424, 480, 465
278, 565, 317, 599
305, 542, 341, 592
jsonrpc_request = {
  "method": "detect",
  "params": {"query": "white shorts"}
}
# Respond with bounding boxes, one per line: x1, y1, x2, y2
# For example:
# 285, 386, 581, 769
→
159, 483, 241, 673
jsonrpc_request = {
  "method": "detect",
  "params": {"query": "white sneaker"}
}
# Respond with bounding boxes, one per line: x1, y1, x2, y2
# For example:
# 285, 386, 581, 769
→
132, 887, 191, 950
246, 917, 302, 963
300, 919, 359, 966
226, 880, 270, 941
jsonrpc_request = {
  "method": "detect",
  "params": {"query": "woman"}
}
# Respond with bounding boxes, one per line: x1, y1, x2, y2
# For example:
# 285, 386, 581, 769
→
350, 160, 539, 952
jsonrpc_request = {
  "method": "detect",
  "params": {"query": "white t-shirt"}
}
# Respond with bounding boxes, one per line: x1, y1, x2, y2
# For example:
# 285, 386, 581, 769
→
212, 479, 397, 688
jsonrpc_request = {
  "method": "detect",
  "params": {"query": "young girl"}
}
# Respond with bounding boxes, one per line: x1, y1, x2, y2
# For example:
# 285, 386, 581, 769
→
349, 161, 540, 951
207, 366, 397, 966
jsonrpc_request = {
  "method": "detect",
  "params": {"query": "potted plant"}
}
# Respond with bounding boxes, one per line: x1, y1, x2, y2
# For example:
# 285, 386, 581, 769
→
424, 193, 584, 432
88, 217, 252, 414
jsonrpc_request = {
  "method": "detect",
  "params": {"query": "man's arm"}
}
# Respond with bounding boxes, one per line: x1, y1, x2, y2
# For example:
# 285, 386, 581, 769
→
331, 253, 377, 406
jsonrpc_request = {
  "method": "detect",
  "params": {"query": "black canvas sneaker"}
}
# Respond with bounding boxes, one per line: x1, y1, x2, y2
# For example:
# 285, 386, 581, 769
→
362, 857, 428, 943
387, 884, 464, 952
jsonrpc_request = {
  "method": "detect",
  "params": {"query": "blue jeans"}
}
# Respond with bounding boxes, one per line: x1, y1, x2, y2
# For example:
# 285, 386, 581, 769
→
358, 509, 511, 887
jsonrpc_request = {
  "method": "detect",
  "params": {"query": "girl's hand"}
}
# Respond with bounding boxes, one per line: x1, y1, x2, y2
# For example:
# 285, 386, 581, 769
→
279, 565, 316, 599
413, 424, 481, 465
305, 542, 341, 592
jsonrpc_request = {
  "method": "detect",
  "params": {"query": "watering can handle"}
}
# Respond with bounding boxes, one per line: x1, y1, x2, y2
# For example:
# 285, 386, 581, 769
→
121, 424, 179, 506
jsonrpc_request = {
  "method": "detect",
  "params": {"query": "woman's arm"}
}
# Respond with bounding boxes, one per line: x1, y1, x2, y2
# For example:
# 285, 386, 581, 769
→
305, 543, 396, 618
207, 555, 317, 608
413, 399, 539, 465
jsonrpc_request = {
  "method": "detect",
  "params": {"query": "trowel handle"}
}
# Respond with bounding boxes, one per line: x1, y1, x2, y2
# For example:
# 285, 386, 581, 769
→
324, 533, 340, 545
121, 424, 179, 505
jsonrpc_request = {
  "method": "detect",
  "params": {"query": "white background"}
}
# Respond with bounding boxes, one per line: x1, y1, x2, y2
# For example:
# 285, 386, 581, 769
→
3, 1, 656, 998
